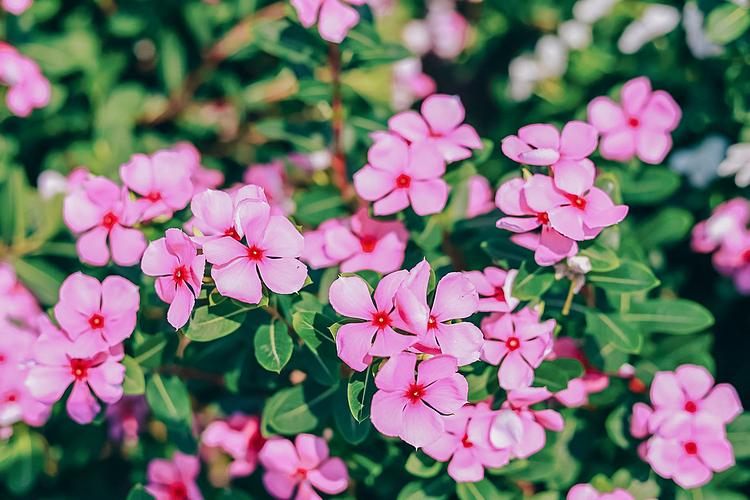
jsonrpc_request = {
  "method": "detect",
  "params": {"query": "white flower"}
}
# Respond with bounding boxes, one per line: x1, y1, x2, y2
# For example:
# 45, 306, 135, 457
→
554, 256, 592, 293
669, 135, 728, 188
558, 20, 593, 50
618, 4, 680, 54
683, 2, 723, 59
573, 0, 619, 24
718, 143, 750, 187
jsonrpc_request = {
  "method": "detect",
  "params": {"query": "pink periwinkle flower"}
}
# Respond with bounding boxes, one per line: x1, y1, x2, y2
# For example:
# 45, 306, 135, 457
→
141, 228, 206, 329
171, 142, 224, 195
119, 150, 194, 221
54, 272, 139, 348
550, 337, 609, 407
64, 175, 147, 267
463, 266, 519, 313
480, 307, 554, 390
354, 133, 448, 216
203, 196, 308, 304
465, 174, 495, 218
691, 198, 749, 254
0, 42, 50, 117
291, 0, 366, 44
105, 395, 148, 444
587, 76, 681, 164
202, 413, 265, 478
396, 260, 484, 365
328, 272, 416, 372
567, 483, 634, 500
25, 317, 125, 425
146, 452, 203, 500
422, 402, 510, 483
388, 94, 482, 162
501, 121, 598, 168
303, 208, 408, 274
188, 185, 267, 242
392, 58, 436, 111
492, 387, 564, 458
0, 262, 41, 331
243, 160, 294, 215
2, 0, 32, 14
713, 232, 750, 294
258, 434, 349, 499
370, 352, 468, 448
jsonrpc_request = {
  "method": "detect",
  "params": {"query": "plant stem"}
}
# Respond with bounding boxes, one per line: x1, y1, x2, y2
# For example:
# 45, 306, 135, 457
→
328, 43, 353, 201
561, 280, 577, 316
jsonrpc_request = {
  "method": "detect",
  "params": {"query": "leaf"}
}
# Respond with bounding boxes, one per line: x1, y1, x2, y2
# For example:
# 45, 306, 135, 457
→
263, 382, 339, 435
619, 168, 681, 205
585, 310, 643, 353
397, 477, 453, 500
405, 452, 443, 479
511, 263, 555, 301
635, 207, 694, 249
706, 4, 750, 45
0, 426, 45, 495
293, 186, 348, 226
727, 414, 750, 459
621, 299, 714, 335
333, 384, 371, 445
347, 366, 373, 422
254, 321, 293, 373
185, 299, 258, 342
122, 355, 146, 395
533, 358, 584, 392
158, 30, 187, 93
126, 485, 155, 500
145, 374, 192, 428
588, 260, 660, 293
578, 242, 620, 272
456, 479, 507, 500
12, 257, 65, 306
605, 405, 630, 449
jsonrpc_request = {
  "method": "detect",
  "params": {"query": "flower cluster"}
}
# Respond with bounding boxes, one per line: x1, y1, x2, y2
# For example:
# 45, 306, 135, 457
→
0, 42, 50, 117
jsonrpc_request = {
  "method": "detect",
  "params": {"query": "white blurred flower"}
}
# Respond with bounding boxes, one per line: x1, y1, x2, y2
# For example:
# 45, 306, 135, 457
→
392, 57, 436, 110
669, 135, 729, 188
507, 36, 568, 101
402, 21, 432, 56
683, 2, 723, 59
573, 0, 619, 24
618, 4, 680, 54
718, 143, 750, 187
554, 255, 592, 293
536, 35, 568, 77
37, 170, 68, 200
558, 20, 593, 50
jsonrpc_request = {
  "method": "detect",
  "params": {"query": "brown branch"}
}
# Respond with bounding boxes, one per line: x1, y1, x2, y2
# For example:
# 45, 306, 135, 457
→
328, 43, 354, 201
156, 364, 225, 386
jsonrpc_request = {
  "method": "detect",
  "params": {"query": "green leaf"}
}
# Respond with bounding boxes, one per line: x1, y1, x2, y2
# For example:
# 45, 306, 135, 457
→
0, 426, 45, 495
727, 414, 750, 459
145, 374, 192, 428
12, 257, 65, 306
254, 321, 293, 373
293, 186, 348, 226
122, 355, 146, 395
621, 299, 714, 335
397, 477, 453, 500
184, 299, 259, 342
585, 310, 643, 353
511, 263, 555, 301
347, 365, 373, 422
456, 479, 507, 500
605, 405, 630, 449
333, 384, 371, 445
533, 358, 584, 391
578, 242, 620, 272
619, 168, 681, 205
706, 4, 750, 45
635, 207, 694, 249
405, 452, 443, 479
158, 30, 187, 93
263, 382, 339, 435
126, 485, 155, 500
588, 260, 660, 293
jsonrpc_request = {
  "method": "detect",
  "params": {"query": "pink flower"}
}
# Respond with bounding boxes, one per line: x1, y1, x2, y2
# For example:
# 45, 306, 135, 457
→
501, 121, 598, 167
392, 58, 436, 111
2, 0, 32, 15
495, 176, 578, 266
202, 198, 308, 304
480, 307, 554, 390
243, 160, 294, 215
354, 133, 448, 216
550, 337, 609, 407
63, 176, 147, 267
291, 0, 366, 43
567, 483, 634, 500
0, 262, 41, 331
54, 272, 140, 348
388, 94, 482, 162
188, 185, 267, 242
587, 76, 681, 164
492, 387, 564, 458
713, 233, 750, 294
146, 452, 203, 500
119, 150, 194, 220
105, 395, 148, 444
328, 272, 417, 371
463, 267, 519, 313
141, 229, 206, 329
422, 402, 510, 482
258, 434, 348, 499
303, 208, 408, 274
370, 352, 468, 448
465, 175, 495, 218
171, 142, 224, 195
691, 198, 749, 254
202, 413, 265, 478
0, 42, 50, 117
396, 260, 484, 365
25, 317, 125, 424
630, 402, 654, 439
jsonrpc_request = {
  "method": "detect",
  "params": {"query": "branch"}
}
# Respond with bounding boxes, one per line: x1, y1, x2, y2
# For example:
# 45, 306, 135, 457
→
328, 43, 354, 201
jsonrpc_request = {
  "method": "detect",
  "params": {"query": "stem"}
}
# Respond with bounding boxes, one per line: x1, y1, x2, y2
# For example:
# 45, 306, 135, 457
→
156, 364, 225, 386
561, 280, 577, 317
262, 303, 295, 335
328, 43, 352, 200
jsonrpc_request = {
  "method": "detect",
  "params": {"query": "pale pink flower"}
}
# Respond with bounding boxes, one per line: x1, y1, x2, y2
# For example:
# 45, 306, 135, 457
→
105, 395, 148, 444
630, 402, 654, 439
0, 262, 41, 331
291, 0, 366, 43
141, 228, 206, 329
354, 133, 448, 216
243, 160, 294, 215
712, 231, 750, 293
501, 121, 598, 168
258, 434, 348, 499
119, 150, 194, 220
202, 198, 307, 304
567, 483, 634, 500
480, 307, 554, 390
550, 337, 609, 407
2, 0, 32, 15
392, 58, 436, 111
493, 387, 563, 458
396, 260, 484, 365
202, 414, 265, 478
422, 402, 510, 482
463, 267, 519, 313
303, 208, 408, 274
0, 42, 50, 117
63, 176, 147, 267
588, 76, 681, 164
188, 185, 267, 242
370, 352, 468, 448
171, 142, 224, 195
465, 175, 495, 218
25, 316, 125, 424
54, 272, 139, 348
388, 94, 482, 162
146, 452, 203, 500
691, 198, 749, 253
329, 272, 416, 371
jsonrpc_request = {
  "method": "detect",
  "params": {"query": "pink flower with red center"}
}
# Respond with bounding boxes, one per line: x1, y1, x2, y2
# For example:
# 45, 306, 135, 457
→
188, 185, 267, 242
422, 402, 510, 483
141, 228, 206, 329
495, 176, 578, 266
370, 352, 468, 448
171, 142, 224, 195
328, 272, 417, 372
145, 452, 203, 500
291, 0, 366, 43
201, 413, 265, 478
712, 231, 750, 294
463, 266, 519, 313
354, 133, 449, 216
587, 76, 681, 164
119, 150, 194, 221
63, 176, 147, 267
258, 434, 349, 499
691, 198, 749, 254
2, 0, 32, 15
303, 208, 408, 274
480, 307, 554, 390
53, 272, 140, 348
0, 42, 50, 117
550, 337, 609, 408
465, 174, 495, 219
388, 94, 482, 162
243, 160, 295, 215
25, 316, 125, 425
567, 483, 634, 500
501, 121, 598, 168
202, 197, 308, 304
395, 260, 484, 365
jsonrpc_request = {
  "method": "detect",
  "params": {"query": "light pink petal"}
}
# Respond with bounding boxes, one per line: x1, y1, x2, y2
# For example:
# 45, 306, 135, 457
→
416, 355, 458, 386
534, 409, 564, 431
53, 303, 89, 339
388, 111, 430, 143
87, 362, 125, 403
582, 188, 628, 228
702, 385, 743, 423
375, 352, 416, 391
317, 0, 359, 44
307, 457, 348, 495
59, 272, 101, 315
548, 206, 586, 241
499, 351, 534, 390
370, 390, 407, 437
587, 96, 625, 133
109, 225, 147, 266
518, 123, 560, 150
434, 323, 483, 366
63, 191, 102, 233
257, 257, 308, 294
141, 238, 178, 277
259, 438, 300, 474
535, 227, 577, 266
447, 124, 482, 149
519, 148, 560, 166
168, 284, 195, 329
447, 448, 484, 483
373, 189, 410, 216
190, 189, 234, 234
203, 236, 247, 266
367, 133, 409, 173
329, 276, 376, 320
101, 275, 140, 317
373, 269, 408, 311
697, 437, 734, 471
621, 76, 652, 116
650, 372, 685, 409
261, 216, 304, 258
422, 94, 465, 135
553, 160, 595, 196
636, 130, 672, 165
119, 154, 154, 196
262, 471, 298, 499
77, 226, 111, 266
295, 434, 328, 469
212, 258, 262, 304
599, 128, 636, 162
402, 402, 443, 448
431, 273, 478, 321
394, 285, 430, 337
353, 165, 396, 201
422, 374, 468, 414
409, 179, 449, 216
290, 0, 323, 27
236, 199, 271, 245
335, 322, 377, 372
495, 178, 530, 217
641, 90, 681, 131
407, 141, 445, 180
559, 121, 598, 159
673, 455, 712, 489
422, 433, 459, 462
513, 418, 546, 458
522, 174, 568, 213
66, 381, 101, 424
370, 326, 416, 359
25, 366, 73, 404
501, 135, 533, 163
674, 365, 714, 401
488, 410, 524, 449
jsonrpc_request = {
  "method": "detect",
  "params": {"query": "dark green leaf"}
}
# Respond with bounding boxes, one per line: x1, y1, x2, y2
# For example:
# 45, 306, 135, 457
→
122, 355, 146, 395
533, 358, 584, 391
263, 382, 338, 435
621, 299, 714, 335
585, 310, 643, 353
145, 374, 192, 428
588, 260, 660, 293
254, 321, 293, 373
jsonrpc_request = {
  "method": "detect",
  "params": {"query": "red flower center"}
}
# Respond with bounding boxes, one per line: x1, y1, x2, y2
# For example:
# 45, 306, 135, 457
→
167, 481, 188, 500
88, 313, 105, 330
173, 265, 188, 284
292, 467, 308, 480
461, 434, 473, 448
684, 441, 698, 455
224, 226, 241, 240
396, 173, 412, 189
371, 311, 392, 329
565, 193, 587, 210
146, 192, 162, 202
427, 315, 438, 330
4, 391, 18, 403
70, 358, 90, 381
0, 354, 5, 364
684, 401, 698, 413
628, 117, 640, 128
742, 249, 750, 264
628, 377, 647, 393
101, 212, 118, 229
506, 337, 521, 351
536, 212, 549, 224
405, 383, 426, 404
360, 235, 378, 253
247, 245, 264, 261
494, 287, 506, 302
